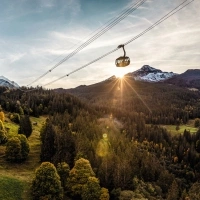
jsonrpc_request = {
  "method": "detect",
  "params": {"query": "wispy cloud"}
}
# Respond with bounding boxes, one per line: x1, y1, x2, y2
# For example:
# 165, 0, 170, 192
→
0, 0, 199, 88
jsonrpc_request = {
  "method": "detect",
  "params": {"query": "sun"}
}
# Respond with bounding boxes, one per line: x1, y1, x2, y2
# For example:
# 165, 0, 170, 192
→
117, 73, 125, 79
113, 68, 127, 79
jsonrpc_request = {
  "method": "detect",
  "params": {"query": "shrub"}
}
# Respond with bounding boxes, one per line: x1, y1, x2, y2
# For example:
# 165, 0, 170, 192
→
5, 135, 29, 162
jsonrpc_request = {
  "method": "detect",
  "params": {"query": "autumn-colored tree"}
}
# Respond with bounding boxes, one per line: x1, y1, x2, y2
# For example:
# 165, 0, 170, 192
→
0, 119, 7, 144
0, 111, 5, 122
31, 162, 63, 200
119, 190, 135, 200
99, 187, 110, 200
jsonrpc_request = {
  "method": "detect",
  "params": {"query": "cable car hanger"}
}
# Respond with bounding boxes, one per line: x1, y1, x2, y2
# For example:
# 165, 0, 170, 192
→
115, 44, 130, 67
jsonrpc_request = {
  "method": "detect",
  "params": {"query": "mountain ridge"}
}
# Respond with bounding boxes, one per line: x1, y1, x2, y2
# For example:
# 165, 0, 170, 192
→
0, 76, 20, 88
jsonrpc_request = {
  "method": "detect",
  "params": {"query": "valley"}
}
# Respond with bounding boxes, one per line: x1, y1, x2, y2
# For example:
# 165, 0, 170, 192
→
0, 74, 200, 199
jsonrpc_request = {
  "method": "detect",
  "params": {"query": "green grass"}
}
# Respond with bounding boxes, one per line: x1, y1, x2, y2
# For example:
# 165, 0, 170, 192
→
161, 124, 198, 135
0, 115, 47, 200
4, 121, 19, 137
0, 176, 24, 200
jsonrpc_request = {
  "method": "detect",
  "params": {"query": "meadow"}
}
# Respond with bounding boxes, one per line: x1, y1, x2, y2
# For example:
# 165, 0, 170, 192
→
0, 115, 46, 200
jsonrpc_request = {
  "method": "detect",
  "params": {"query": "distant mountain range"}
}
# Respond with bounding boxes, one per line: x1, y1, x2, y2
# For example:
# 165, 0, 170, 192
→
62, 65, 200, 99
165, 69, 200, 89
1, 65, 200, 90
0, 76, 20, 88
105, 65, 200, 89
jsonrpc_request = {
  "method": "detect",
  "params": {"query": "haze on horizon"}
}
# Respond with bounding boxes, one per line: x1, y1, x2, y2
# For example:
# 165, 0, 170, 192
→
0, 0, 199, 89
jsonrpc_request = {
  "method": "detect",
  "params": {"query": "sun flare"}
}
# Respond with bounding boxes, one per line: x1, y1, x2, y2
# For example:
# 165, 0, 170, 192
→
113, 68, 127, 79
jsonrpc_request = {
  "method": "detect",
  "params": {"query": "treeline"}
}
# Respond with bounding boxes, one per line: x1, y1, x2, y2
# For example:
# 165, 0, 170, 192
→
69, 79, 200, 125
0, 87, 97, 118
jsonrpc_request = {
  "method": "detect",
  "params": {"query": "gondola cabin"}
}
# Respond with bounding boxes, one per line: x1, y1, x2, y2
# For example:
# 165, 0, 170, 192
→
115, 56, 130, 67
115, 44, 130, 67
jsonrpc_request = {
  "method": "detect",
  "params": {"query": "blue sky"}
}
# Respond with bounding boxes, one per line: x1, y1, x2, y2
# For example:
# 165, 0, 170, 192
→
0, 0, 199, 89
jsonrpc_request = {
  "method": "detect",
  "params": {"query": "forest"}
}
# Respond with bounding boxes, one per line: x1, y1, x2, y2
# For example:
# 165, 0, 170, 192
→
0, 80, 200, 200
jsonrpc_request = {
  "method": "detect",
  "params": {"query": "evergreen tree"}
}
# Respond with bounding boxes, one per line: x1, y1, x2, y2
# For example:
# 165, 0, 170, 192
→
188, 182, 200, 200
18, 115, 32, 138
31, 162, 63, 200
67, 158, 95, 198
18, 134, 30, 160
194, 119, 200, 128
5, 137, 21, 162
40, 119, 56, 162
167, 180, 179, 200
5, 135, 30, 162
157, 170, 174, 194
57, 162, 70, 189
53, 128, 75, 167
81, 177, 101, 200
10, 113, 20, 124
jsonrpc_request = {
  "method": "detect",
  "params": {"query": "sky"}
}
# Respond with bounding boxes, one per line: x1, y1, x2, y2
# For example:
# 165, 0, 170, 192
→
0, 0, 199, 89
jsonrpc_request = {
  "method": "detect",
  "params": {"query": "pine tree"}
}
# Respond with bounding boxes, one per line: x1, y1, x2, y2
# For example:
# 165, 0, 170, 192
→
18, 134, 30, 160
57, 162, 70, 189
18, 115, 32, 138
167, 180, 179, 200
188, 182, 200, 200
40, 119, 56, 162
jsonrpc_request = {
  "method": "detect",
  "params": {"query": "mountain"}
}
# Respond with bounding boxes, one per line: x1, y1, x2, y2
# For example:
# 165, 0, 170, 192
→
0, 76, 20, 88
165, 69, 200, 90
125, 65, 176, 82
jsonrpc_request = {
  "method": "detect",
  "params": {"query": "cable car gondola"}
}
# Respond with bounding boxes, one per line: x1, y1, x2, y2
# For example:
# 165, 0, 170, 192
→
115, 44, 130, 67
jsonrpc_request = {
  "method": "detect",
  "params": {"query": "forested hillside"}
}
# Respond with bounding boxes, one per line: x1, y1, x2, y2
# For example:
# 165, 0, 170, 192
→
0, 83, 200, 199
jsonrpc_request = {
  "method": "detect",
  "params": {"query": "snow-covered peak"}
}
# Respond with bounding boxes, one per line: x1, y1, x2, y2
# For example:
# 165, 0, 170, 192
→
0, 76, 20, 88
139, 65, 162, 73
128, 65, 176, 82
104, 65, 176, 83
134, 72, 175, 82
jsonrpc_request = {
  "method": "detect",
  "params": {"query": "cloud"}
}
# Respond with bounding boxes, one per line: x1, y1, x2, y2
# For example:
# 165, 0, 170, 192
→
0, 0, 199, 89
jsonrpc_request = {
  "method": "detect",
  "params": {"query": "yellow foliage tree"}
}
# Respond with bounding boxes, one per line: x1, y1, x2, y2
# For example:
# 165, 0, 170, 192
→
0, 111, 5, 122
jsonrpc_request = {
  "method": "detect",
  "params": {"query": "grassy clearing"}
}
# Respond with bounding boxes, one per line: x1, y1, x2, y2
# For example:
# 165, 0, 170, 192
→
0, 115, 46, 200
0, 176, 24, 200
4, 121, 19, 137
161, 123, 198, 135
